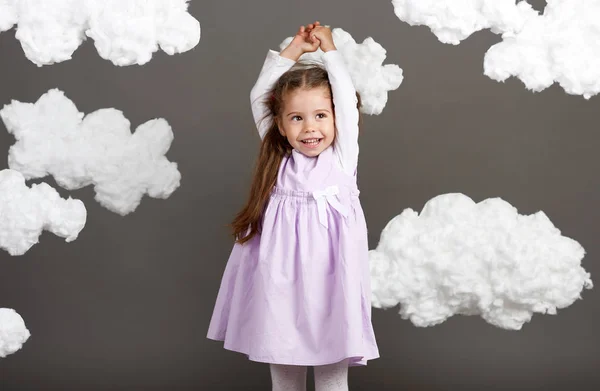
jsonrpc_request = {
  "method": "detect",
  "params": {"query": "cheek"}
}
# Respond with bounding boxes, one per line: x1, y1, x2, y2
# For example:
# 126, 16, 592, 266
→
286, 126, 302, 139
326, 121, 336, 136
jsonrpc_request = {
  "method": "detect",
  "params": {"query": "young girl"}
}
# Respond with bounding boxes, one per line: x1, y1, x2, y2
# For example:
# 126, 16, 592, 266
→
207, 22, 379, 390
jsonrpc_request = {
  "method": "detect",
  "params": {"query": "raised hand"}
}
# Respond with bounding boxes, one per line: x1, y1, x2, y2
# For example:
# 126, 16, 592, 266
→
309, 25, 336, 52
296, 21, 321, 53
281, 21, 321, 61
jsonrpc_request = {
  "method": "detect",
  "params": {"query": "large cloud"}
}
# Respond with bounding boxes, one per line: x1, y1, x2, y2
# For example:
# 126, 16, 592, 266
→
370, 193, 593, 330
0, 308, 30, 358
280, 28, 404, 115
1, 89, 181, 216
0, 169, 86, 255
0, 0, 200, 66
392, 0, 600, 99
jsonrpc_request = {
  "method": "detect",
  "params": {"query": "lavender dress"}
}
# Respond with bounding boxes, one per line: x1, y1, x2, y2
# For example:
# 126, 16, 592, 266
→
207, 49, 379, 367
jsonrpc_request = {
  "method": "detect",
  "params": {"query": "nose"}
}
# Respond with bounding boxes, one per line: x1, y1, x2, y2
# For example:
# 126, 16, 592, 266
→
303, 118, 316, 132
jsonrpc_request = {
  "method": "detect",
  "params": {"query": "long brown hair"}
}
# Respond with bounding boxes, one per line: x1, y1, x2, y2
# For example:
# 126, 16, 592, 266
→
231, 63, 360, 244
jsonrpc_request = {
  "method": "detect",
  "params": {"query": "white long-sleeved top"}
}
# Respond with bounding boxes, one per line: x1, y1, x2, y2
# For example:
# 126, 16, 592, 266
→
249, 49, 360, 176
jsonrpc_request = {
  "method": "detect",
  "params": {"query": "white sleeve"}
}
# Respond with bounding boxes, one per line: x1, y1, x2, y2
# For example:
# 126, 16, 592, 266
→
250, 50, 296, 139
322, 50, 359, 176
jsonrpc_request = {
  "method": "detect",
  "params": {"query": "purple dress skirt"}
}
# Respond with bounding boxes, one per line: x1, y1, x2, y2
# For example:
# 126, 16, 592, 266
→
207, 147, 380, 366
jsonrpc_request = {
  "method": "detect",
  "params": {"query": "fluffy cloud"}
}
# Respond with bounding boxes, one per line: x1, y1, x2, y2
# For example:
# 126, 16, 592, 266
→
0, 169, 86, 255
0, 308, 30, 358
370, 193, 593, 330
0, 0, 18, 32
392, 0, 600, 99
0, 0, 200, 66
280, 28, 404, 115
1, 89, 181, 216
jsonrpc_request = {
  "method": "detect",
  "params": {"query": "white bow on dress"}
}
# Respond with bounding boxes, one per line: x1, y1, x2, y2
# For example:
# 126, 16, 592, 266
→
312, 185, 349, 229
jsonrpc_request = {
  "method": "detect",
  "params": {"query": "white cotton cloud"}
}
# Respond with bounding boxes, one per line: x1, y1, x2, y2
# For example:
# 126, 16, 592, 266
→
86, 0, 201, 66
392, 0, 600, 99
391, 0, 536, 45
370, 193, 593, 330
280, 28, 404, 115
0, 308, 30, 358
0, 0, 200, 66
484, 0, 600, 99
0, 169, 86, 256
0, 89, 181, 216
0, 0, 18, 32
6, 0, 89, 66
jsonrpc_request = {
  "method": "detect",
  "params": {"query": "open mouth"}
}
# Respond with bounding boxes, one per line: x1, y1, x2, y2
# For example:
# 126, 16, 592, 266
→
301, 138, 322, 148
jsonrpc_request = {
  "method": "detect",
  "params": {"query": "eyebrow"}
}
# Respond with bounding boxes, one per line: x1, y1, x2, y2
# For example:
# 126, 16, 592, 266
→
285, 109, 332, 117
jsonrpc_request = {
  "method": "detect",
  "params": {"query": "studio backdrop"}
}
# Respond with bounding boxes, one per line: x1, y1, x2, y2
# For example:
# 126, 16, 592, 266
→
1, 0, 598, 390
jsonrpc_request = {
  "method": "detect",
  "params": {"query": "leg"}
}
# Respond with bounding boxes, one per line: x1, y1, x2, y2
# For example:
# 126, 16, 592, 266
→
314, 359, 349, 391
270, 363, 308, 391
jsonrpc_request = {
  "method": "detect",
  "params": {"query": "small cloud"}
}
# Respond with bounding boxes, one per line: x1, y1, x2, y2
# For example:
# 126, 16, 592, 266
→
0, 0, 200, 66
280, 28, 404, 115
1, 89, 181, 216
0, 169, 86, 256
484, 0, 600, 99
0, 308, 31, 358
392, 0, 600, 99
391, 0, 535, 45
370, 193, 593, 330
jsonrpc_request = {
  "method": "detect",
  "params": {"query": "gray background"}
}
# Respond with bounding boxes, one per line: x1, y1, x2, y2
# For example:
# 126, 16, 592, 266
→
1, 0, 598, 390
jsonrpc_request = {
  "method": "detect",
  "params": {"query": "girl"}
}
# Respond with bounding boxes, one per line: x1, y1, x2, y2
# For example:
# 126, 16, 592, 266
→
207, 22, 379, 390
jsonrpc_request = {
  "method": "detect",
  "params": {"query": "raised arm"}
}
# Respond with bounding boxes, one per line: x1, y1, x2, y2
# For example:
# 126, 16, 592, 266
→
251, 22, 322, 139
250, 50, 296, 139
322, 50, 360, 175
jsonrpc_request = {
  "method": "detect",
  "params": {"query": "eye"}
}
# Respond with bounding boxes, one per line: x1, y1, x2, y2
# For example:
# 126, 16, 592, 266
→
316, 113, 327, 119
291, 115, 302, 121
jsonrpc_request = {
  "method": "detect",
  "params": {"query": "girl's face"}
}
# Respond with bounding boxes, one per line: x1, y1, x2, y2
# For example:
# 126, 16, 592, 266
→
276, 86, 335, 157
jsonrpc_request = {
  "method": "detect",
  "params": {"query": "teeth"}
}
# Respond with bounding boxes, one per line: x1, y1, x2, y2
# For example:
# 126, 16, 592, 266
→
302, 139, 320, 145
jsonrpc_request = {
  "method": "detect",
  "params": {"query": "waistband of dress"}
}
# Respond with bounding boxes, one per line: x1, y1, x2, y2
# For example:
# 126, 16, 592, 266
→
271, 186, 360, 199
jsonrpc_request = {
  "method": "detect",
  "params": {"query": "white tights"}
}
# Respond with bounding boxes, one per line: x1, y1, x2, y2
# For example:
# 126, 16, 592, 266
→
270, 359, 349, 391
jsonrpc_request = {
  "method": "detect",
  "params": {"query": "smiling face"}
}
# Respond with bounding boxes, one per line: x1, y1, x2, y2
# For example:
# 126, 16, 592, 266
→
276, 86, 335, 157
